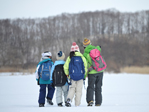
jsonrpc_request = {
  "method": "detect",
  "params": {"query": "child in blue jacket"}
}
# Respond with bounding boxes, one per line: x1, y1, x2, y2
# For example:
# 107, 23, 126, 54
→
35, 51, 55, 107
51, 51, 68, 107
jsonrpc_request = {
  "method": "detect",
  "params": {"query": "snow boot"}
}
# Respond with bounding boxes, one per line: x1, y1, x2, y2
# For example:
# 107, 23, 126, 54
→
87, 101, 93, 106
95, 104, 101, 106
47, 99, 54, 105
65, 98, 71, 107
58, 103, 63, 107
39, 103, 44, 107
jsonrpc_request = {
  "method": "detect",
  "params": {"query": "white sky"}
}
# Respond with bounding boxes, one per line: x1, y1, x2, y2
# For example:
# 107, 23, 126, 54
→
0, 0, 149, 19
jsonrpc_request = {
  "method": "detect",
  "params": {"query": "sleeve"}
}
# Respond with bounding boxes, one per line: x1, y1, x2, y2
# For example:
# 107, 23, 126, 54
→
83, 53, 92, 69
50, 64, 55, 81
82, 56, 88, 79
51, 61, 54, 65
96, 46, 101, 52
87, 54, 92, 67
63, 57, 70, 76
35, 64, 40, 80
83, 52, 87, 60
83, 52, 90, 64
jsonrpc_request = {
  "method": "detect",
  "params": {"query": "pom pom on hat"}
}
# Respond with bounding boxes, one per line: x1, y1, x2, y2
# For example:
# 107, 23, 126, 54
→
56, 51, 65, 60
72, 42, 77, 46
58, 51, 62, 57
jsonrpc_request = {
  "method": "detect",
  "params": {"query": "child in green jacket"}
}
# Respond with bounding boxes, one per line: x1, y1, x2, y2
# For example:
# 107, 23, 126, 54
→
83, 38, 104, 106
64, 42, 87, 107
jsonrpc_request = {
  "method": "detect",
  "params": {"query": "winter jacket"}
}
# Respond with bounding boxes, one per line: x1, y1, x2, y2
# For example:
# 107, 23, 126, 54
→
50, 60, 68, 86
35, 58, 53, 84
83, 44, 104, 74
63, 52, 88, 79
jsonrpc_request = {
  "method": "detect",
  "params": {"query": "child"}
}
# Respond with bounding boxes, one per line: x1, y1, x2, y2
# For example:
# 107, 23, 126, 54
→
83, 38, 105, 106
50, 51, 69, 107
35, 51, 55, 107
64, 42, 88, 107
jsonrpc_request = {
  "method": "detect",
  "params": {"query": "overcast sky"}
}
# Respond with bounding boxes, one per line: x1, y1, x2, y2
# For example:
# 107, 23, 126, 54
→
0, 0, 149, 19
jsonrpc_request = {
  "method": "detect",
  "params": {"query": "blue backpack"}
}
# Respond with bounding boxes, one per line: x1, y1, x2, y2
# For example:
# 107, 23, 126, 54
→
39, 61, 52, 80
69, 56, 85, 81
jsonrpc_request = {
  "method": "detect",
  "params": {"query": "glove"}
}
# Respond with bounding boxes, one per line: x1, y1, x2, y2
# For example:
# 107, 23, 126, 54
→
36, 79, 40, 85
67, 78, 72, 85
51, 82, 55, 88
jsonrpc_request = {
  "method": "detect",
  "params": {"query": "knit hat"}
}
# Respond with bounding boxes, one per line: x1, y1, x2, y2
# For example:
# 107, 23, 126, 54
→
41, 51, 52, 58
70, 42, 80, 52
83, 38, 91, 47
56, 51, 65, 60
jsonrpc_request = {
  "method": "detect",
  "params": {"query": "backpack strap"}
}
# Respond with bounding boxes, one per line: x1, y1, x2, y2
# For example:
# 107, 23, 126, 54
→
48, 62, 51, 72
88, 65, 93, 72
88, 52, 95, 72
40, 64, 44, 78
88, 58, 98, 72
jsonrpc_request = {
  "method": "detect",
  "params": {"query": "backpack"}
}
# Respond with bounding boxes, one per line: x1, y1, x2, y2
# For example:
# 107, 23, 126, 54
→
39, 61, 52, 80
69, 56, 85, 81
89, 49, 107, 72
52, 64, 67, 86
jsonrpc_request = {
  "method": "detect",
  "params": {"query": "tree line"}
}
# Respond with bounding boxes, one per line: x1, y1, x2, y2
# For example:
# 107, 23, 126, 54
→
0, 9, 149, 72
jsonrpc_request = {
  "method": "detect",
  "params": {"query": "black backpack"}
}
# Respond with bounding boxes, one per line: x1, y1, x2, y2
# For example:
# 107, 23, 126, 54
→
52, 64, 67, 86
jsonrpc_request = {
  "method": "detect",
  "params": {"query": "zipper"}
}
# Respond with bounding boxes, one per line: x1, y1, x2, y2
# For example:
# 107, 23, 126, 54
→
61, 71, 63, 83
55, 71, 56, 84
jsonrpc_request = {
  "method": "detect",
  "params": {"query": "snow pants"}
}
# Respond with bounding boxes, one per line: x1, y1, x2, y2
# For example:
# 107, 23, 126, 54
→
38, 84, 55, 104
56, 85, 68, 104
67, 79, 83, 106
86, 72, 103, 105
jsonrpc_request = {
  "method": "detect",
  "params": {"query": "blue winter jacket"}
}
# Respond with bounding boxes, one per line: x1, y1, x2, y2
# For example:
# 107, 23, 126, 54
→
50, 60, 68, 86
35, 58, 53, 84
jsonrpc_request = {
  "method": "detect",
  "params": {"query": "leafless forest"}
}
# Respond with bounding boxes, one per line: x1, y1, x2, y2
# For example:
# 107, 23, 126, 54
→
0, 9, 149, 72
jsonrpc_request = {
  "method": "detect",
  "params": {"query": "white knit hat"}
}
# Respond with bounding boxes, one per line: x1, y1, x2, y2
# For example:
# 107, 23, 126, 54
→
70, 42, 80, 52
56, 51, 65, 60
41, 51, 52, 58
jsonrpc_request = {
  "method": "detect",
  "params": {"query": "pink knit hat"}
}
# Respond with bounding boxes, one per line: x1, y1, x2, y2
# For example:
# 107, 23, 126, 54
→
70, 42, 80, 52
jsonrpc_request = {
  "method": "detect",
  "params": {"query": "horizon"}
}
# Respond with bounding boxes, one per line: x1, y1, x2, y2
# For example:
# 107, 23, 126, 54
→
0, 8, 149, 20
0, 0, 149, 19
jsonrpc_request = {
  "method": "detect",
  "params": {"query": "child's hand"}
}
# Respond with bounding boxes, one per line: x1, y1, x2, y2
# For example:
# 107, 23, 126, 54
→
36, 79, 40, 85
67, 75, 69, 79
51, 82, 55, 88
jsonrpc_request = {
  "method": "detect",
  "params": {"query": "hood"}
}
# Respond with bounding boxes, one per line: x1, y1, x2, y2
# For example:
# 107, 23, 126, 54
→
83, 44, 101, 59
84, 45, 96, 53
37, 58, 52, 66
84, 44, 101, 53
54, 60, 65, 66
74, 52, 84, 57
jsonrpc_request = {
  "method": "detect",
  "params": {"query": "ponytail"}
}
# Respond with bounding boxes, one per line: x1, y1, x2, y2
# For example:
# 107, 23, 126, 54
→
70, 51, 75, 59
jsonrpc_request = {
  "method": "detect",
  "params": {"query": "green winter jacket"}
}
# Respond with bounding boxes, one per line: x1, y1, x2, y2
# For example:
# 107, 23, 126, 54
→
83, 44, 104, 74
63, 52, 88, 79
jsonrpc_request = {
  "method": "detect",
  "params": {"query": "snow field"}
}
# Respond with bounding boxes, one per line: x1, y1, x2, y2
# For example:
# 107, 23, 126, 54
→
0, 73, 149, 112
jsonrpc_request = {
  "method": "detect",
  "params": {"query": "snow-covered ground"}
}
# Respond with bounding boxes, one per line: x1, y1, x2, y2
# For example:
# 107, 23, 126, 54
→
0, 72, 149, 112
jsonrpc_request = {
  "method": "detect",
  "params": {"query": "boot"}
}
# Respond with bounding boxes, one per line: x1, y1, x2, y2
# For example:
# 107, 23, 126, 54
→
87, 101, 93, 106
65, 98, 71, 107
95, 104, 101, 106
39, 103, 44, 107
47, 99, 53, 105
58, 102, 63, 107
